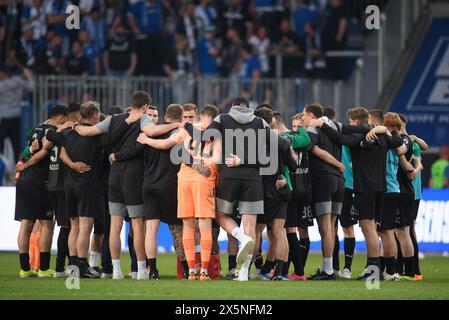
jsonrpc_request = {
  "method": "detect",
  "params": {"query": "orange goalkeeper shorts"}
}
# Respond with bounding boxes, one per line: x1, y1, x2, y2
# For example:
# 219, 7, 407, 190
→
177, 181, 216, 219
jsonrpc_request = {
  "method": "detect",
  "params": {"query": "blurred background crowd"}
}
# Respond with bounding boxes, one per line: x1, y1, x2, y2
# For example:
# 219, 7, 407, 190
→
0, 0, 386, 80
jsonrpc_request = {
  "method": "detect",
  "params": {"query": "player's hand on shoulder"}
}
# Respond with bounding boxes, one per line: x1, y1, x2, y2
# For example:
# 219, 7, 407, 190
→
366, 128, 378, 141
126, 111, 144, 124
137, 132, 149, 145
57, 121, 74, 132
308, 119, 323, 128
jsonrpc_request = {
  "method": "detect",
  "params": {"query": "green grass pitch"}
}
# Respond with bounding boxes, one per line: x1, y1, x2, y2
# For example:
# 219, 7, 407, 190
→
1, 252, 448, 300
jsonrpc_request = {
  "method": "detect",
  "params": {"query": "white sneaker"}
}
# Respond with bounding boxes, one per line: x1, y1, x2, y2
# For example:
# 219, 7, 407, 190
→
235, 268, 248, 282
101, 273, 112, 279
334, 269, 341, 278
130, 272, 137, 280
54, 271, 68, 278
383, 272, 400, 281
137, 270, 149, 280
341, 268, 352, 279
113, 271, 124, 280
236, 236, 255, 265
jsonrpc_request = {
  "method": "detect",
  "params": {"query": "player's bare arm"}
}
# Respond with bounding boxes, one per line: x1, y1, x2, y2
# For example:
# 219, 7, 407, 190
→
142, 122, 179, 137
312, 146, 345, 172
16, 138, 53, 172
136, 132, 177, 150
365, 125, 387, 141
60, 146, 91, 174
409, 135, 429, 151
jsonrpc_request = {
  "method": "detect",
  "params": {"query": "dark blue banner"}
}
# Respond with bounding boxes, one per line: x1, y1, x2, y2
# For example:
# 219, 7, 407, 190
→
390, 19, 449, 147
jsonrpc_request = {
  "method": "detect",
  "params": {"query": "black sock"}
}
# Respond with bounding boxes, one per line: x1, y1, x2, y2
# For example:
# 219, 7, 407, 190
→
228, 255, 237, 271
333, 235, 340, 271
298, 237, 310, 276
274, 260, 284, 277
56, 227, 70, 272
147, 258, 157, 272
404, 256, 415, 277
287, 233, 302, 276
410, 226, 421, 275
254, 253, 264, 270
261, 260, 275, 274
19, 253, 30, 271
182, 260, 189, 274
343, 237, 355, 271
282, 260, 290, 275
367, 256, 379, 267
40, 252, 51, 271
69, 255, 78, 266
77, 257, 88, 273
385, 257, 397, 275
128, 235, 137, 272
379, 256, 386, 273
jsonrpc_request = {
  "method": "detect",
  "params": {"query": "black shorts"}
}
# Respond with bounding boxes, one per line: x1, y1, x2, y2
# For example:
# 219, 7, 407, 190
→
286, 193, 313, 229
49, 191, 69, 227
66, 187, 100, 218
143, 184, 181, 225
395, 193, 414, 228
339, 188, 358, 228
108, 169, 143, 205
15, 179, 52, 221
108, 169, 144, 217
257, 197, 287, 225
411, 199, 420, 221
216, 178, 264, 215
311, 175, 344, 217
379, 193, 400, 230
354, 191, 384, 221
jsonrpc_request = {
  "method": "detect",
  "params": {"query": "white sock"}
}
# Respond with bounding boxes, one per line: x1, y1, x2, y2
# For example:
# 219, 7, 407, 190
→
89, 251, 100, 268
200, 268, 208, 275
112, 259, 122, 273
137, 260, 146, 273
242, 255, 252, 272
238, 255, 252, 280
189, 268, 196, 274
322, 257, 333, 275
231, 227, 245, 242
195, 245, 201, 253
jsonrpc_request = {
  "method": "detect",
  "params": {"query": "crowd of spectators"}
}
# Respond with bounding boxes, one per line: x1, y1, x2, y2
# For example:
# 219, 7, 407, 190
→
0, 0, 376, 81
